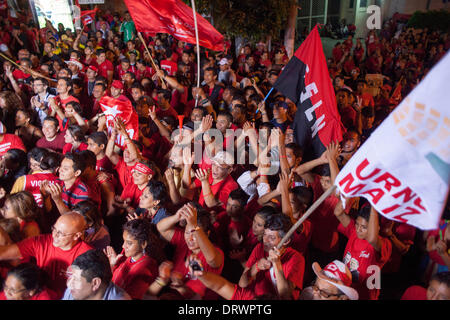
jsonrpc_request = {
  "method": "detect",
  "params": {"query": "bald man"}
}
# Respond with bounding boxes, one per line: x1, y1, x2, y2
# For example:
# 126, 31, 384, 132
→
0, 212, 93, 299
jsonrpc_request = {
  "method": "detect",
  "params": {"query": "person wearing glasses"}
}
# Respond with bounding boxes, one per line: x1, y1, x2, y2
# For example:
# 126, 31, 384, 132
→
300, 260, 359, 300
0, 212, 92, 299
62, 249, 131, 300
0, 263, 56, 300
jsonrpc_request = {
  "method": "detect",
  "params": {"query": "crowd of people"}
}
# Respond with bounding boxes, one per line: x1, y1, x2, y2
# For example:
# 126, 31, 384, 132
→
0, 7, 448, 301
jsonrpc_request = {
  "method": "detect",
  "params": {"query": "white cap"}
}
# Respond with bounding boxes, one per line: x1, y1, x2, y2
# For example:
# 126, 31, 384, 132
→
211, 151, 234, 167
219, 58, 229, 66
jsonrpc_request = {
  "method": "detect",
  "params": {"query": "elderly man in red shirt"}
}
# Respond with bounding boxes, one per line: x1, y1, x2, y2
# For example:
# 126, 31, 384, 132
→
0, 212, 92, 299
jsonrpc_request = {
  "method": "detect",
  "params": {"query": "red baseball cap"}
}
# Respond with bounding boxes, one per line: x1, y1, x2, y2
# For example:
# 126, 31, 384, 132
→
88, 65, 98, 73
111, 80, 124, 89
312, 260, 359, 300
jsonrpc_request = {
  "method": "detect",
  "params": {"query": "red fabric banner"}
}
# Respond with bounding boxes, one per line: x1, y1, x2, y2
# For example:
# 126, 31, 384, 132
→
123, 0, 224, 51
99, 96, 139, 149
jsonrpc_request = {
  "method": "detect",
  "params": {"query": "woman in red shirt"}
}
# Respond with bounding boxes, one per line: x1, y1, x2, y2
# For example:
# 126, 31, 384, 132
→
0, 263, 55, 300
104, 219, 164, 299
1, 191, 40, 239
62, 125, 88, 155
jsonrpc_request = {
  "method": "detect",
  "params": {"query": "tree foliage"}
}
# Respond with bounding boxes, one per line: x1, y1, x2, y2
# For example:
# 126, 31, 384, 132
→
186, 0, 297, 41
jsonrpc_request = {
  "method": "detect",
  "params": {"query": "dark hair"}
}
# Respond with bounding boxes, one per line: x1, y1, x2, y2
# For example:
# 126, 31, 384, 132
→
229, 188, 249, 208
94, 82, 107, 92
66, 101, 83, 115
71, 249, 112, 284
285, 143, 303, 159
57, 77, 73, 90
6, 263, 43, 293
40, 151, 62, 171
0, 218, 22, 243
32, 77, 49, 87
72, 200, 102, 232
123, 219, 165, 263
6, 149, 27, 169
67, 125, 86, 143
88, 131, 107, 148
204, 66, 217, 77
233, 104, 247, 115
231, 95, 246, 106
316, 164, 331, 177
146, 180, 168, 206
357, 204, 371, 222
192, 106, 208, 118
28, 147, 48, 164
289, 186, 313, 209
96, 48, 106, 55
43, 116, 59, 129
63, 152, 86, 173
157, 88, 172, 102
130, 82, 144, 91
256, 206, 278, 221
78, 150, 96, 169
217, 111, 233, 124
265, 213, 293, 239
431, 271, 450, 288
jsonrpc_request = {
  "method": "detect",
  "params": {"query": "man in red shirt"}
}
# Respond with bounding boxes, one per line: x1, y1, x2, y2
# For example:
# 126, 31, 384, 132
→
155, 88, 179, 119
239, 213, 305, 300
0, 132, 26, 155
48, 77, 80, 117
160, 48, 178, 76
110, 80, 131, 103
401, 271, 450, 300
36, 116, 66, 153
94, 49, 113, 85
184, 151, 238, 211
334, 201, 392, 300
0, 212, 92, 299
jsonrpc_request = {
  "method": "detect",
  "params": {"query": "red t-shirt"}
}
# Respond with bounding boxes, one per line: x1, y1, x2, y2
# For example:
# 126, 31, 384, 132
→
231, 285, 255, 300
290, 219, 312, 256
114, 157, 134, 189
0, 288, 56, 300
96, 59, 114, 79
24, 172, 60, 208
401, 285, 427, 300
170, 228, 224, 298
245, 243, 305, 300
62, 142, 88, 155
36, 132, 66, 153
17, 234, 93, 299
160, 59, 178, 76
112, 254, 158, 300
96, 155, 115, 173
194, 174, 238, 210
155, 105, 179, 120
213, 211, 252, 251
0, 134, 26, 155
309, 176, 341, 253
120, 182, 145, 208
338, 219, 392, 300
53, 95, 80, 111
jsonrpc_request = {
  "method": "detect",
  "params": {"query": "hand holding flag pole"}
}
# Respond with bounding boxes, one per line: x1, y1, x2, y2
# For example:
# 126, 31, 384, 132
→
137, 32, 167, 88
0, 52, 54, 82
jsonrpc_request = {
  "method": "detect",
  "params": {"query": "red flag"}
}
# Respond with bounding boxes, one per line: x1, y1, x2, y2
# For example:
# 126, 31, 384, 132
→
99, 96, 139, 149
274, 25, 344, 159
389, 79, 402, 105
123, 0, 224, 51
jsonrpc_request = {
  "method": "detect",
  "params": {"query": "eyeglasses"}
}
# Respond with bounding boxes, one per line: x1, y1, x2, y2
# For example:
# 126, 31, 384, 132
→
3, 284, 27, 295
312, 285, 343, 299
51, 226, 77, 238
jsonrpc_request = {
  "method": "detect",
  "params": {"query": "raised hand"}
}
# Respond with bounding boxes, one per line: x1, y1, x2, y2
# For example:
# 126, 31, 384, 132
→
148, 106, 157, 121
229, 228, 244, 248
182, 148, 195, 167
194, 168, 209, 182
103, 246, 123, 266
200, 115, 213, 133
180, 203, 198, 227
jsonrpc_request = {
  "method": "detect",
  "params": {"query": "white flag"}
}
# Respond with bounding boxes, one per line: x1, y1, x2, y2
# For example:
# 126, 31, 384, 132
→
335, 52, 450, 230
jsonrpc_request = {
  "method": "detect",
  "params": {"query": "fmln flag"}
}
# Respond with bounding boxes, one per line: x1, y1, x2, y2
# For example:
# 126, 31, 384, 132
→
99, 96, 139, 150
274, 25, 344, 160
335, 52, 450, 230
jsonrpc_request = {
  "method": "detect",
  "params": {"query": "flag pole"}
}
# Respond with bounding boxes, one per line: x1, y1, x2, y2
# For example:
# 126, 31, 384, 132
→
190, 0, 201, 108
137, 32, 166, 87
255, 87, 274, 114
0, 52, 54, 82
276, 185, 337, 250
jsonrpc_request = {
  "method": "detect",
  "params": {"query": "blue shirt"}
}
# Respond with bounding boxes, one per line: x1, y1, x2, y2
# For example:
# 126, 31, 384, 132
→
62, 282, 131, 300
